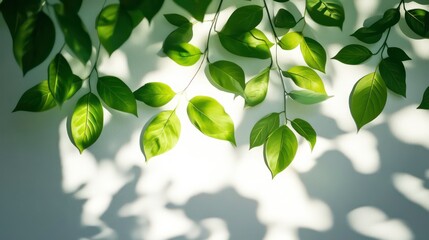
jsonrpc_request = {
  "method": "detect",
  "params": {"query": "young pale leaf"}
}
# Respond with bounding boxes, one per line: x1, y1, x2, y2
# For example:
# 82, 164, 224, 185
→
289, 90, 331, 105
164, 14, 190, 27
96, 4, 133, 55
218, 29, 273, 59
173, 0, 212, 22
387, 47, 411, 62
351, 27, 383, 44
97, 76, 137, 116
405, 9, 429, 38
71, 93, 104, 153
379, 58, 406, 97
13, 80, 56, 112
187, 96, 236, 145
134, 82, 176, 107
249, 112, 280, 149
417, 87, 429, 109
301, 37, 326, 72
13, 11, 55, 75
207, 61, 245, 96
274, 9, 296, 29
142, 110, 181, 160
264, 125, 298, 178
291, 118, 316, 150
283, 66, 327, 94
244, 67, 270, 107
279, 32, 303, 50
306, 0, 345, 29
221, 5, 263, 35
350, 72, 387, 130
164, 43, 202, 66
332, 44, 372, 65
48, 54, 74, 106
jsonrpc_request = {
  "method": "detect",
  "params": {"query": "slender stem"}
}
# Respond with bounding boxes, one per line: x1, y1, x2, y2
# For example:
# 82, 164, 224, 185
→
373, 27, 392, 58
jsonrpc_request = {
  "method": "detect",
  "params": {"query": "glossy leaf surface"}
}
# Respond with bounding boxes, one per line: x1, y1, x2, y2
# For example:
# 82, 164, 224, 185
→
207, 61, 245, 96
291, 118, 316, 150
218, 29, 273, 59
279, 32, 303, 50
134, 82, 176, 107
222, 5, 263, 35
301, 37, 326, 72
379, 58, 406, 97
249, 112, 280, 149
405, 9, 429, 38
48, 54, 74, 106
97, 76, 137, 116
333, 44, 372, 65
13, 80, 56, 112
244, 67, 270, 107
289, 90, 330, 105
283, 66, 327, 94
306, 0, 345, 29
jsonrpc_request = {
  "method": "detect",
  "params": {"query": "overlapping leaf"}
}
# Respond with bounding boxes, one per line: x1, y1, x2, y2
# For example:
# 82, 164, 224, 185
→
48, 54, 74, 106
291, 118, 316, 150
289, 90, 331, 105
218, 29, 273, 59
405, 9, 429, 38
173, 0, 212, 22
221, 5, 263, 35
279, 32, 303, 50
283, 66, 327, 94
13, 80, 56, 112
300, 37, 326, 72
249, 113, 280, 149
306, 0, 345, 29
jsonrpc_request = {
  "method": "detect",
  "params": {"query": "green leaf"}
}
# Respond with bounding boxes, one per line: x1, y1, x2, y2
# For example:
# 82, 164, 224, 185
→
97, 76, 137, 116
387, 47, 411, 61
71, 93, 104, 153
371, 8, 400, 32
274, 9, 296, 29
187, 96, 236, 145
163, 43, 202, 66
13, 11, 55, 75
66, 74, 83, 100
249, 112, 280, 149
300, 37, 326, 72
164, 22, 193, 45
274, 0, 289, 2
289, 90, 331, 104
264, 125, 298, 178
13, 80, 56, 112
96, 4, 133, 55
405, 9, 429, 38
48, 54, 74, 106
60, 0, 82, 12
350, 72, 387, 130
54, 4, 92, 64
417, 87, 429, 109
164, 14, 190, 27
332, 44, 372, 65
279, 32, 303, 50
221, 5, 263, 35
173, 0, 212, 22
142, 110, 181, 160
207, 61, 245, 96
283, 66, 327, 94
1, 0, 43, 40
291, 118, 316, 150
306, 0, 345, 29
351, 27, 383, 44
218, 29, 273, 59
137, 0, 164, 23
245, 67, 270, 107
120, 0, 141, 9
379, 58, 406, 97
134, 82, 176, 107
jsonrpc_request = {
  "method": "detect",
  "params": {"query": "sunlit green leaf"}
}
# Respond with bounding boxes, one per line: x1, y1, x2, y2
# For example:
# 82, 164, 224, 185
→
351, 27, 383, 44
291, 118, 316, 150
264, 125, 298, 178
245, 67, 270, 107
48, 54, 74, 106
379, 57, 406, 97
207, 61, 245, 96
71, 93, 104, 153
134, 82, 176, 107
13, 80, 56, 112
187, 96, 236, 145
274, 8, 296, 29
249, 112, 280, 149
164, 43, 202, 66
301, 37, 326, 72
289, 90, 331, 104
306, 0, 345, 29
279, 32, 303, 50
417, 87, 429, 109
97, 76, 137, 116
387, 47, 411, 61
142, 110, 181, 160
405, 9, 429, 38
173, 0, 212, 22
283, 66, 327, 94
221, 5, 263, 35
333, 44, 372, 65
218, 29, 273, 59
350, 72, 387, 130
66, 74, 83, 100
163, 22, 193, 45
164, 13, 190, 27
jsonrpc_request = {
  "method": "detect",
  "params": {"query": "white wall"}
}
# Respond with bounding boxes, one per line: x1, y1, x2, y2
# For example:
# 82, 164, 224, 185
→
1, 0, 429, 239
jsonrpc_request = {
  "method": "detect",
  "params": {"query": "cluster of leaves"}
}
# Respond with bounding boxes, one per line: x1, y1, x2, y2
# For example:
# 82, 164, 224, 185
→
2, 0, 428, 178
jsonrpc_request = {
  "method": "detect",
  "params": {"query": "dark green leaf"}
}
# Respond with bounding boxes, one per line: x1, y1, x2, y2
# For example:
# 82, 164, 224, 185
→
249, 112, 280, 149
134, 82, 176, 107
306, 0, 345, 29
60, 0, 82, 12
379, 58, 406, 97
283, 66, 327, 94
274, 9, 296, 29
371, 8, 400, 32
173, 0, 212, 22
164, 22, 193, 45
48, 54, 74, 106
96, 4, 133, 55
187, 96, 236, 145
218, 29, 273, 59
387, 47, 411, 61
264, 125, 298, 178
351, 27, 383, 44
71, 93, 104, 153
417, 87, 429, 109
221, 5, 263, 35
164, 13, 190, 27
142, 110, 181, 160
137, 0, 164, 23
289, 90, 331, 104
120, 0, 142, 10
163, 43, 202, 66
97, 76, 138, 116
350, 72, 387, 130
332, 44, 372, 65
207, 61, 245, 96
301, 37, 326, 72
13, 80, 56, 112
1, 0, 43, 40
245, 67, 270, 107
405, 9, 429, 38
274, 0, 289, 2
291, 118, 316, 150
279, 32, 303, 50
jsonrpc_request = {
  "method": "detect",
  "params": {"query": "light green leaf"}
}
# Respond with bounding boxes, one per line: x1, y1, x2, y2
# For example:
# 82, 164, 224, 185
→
379, 58, 406, 97
66, 74, 83, 100
173, 0, 212, 22
97, 76, 137, 116
405, 9, 429, 38
283, 66, 327, 94
245, 67, 270, 107
332, 44, 372, 65
291, 118, 316, 150
207, 61, 245, 96
13, 80, 56, 112
274, 8, 296, 29
221, 5, 263, 35
264, 125, 298, 178
289, 90, 331, 104
164, 13, 190, 27
387, 47, 411, 62
48, 54, 74, 106
417, 87, 429, 109
134, 82, 176, 107
96, 4, 133, 55
301, 37, 326, 72
350, 72, 387, 130
71, 93, 104, 153
351, 27, 383, 44
187, 96, 236, 145
142, 110, 181, 160
279, 31, 303, 50
306, 0, 345, 29
249, 112, 280, 149
164, 43, 202, 66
